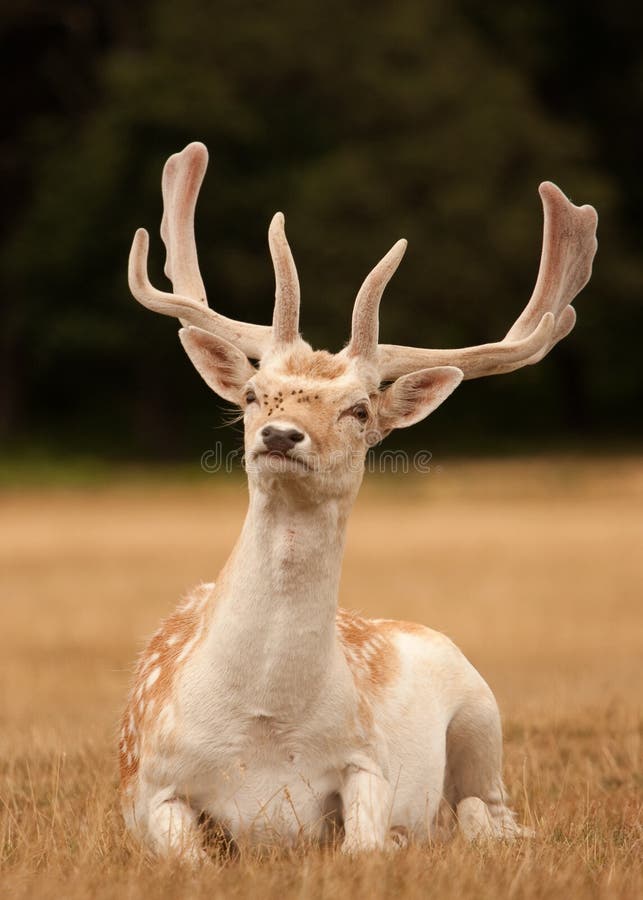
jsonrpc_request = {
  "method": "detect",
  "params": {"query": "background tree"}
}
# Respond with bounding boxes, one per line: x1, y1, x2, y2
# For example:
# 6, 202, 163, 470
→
1, 0, 640, 460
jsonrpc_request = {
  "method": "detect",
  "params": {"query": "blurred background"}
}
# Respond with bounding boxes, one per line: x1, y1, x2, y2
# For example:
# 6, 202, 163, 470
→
1, 0, 642, 467
2, 8, 642, 892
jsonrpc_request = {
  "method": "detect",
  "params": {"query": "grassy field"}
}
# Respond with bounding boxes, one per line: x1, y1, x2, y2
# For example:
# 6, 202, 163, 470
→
1, 457, 641, 898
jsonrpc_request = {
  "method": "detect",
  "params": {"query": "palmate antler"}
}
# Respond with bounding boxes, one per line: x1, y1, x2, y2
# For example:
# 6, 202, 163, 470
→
128, 143, 598, 380
346, 182, 598, 380
128, 142, 298, 359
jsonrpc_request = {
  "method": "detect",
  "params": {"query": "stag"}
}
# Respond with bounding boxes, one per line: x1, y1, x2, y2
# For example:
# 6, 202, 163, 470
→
120, 143, 597, 859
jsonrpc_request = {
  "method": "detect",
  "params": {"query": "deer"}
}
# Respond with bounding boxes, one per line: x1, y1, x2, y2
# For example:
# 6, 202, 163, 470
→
119, 142, 597, 860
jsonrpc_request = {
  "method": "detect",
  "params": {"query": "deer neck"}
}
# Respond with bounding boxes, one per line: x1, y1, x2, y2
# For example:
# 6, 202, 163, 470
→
206, 481, 356, 716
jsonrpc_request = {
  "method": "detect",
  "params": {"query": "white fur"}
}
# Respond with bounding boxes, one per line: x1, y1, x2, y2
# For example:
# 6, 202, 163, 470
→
123, 432, 529, 854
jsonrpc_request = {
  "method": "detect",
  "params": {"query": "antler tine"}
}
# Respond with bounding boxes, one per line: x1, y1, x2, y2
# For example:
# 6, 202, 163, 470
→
128, 229, 271, 355
505, 183, 597, 341
346, 239, 407, 362
128, 143, 272, 360
375, 183, 598, 381
160, 143, 208, 304
268, 212, 300, 346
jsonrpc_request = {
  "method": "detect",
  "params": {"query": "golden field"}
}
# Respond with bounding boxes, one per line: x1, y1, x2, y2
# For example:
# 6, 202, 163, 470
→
1, 457, 641, 899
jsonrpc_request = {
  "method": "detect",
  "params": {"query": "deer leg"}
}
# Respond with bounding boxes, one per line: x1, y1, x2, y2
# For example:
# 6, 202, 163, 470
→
446, 692, 535, 841
146, 790, 205, 861
340, 762, 393, 853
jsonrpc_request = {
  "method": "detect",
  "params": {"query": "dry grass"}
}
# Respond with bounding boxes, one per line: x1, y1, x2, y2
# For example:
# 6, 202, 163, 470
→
1, 457, 641, 899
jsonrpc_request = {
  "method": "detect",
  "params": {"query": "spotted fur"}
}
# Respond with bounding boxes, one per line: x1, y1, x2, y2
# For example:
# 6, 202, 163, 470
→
120, 601, 396, 791
119, 583, 213, 791
336, 608, 398, 692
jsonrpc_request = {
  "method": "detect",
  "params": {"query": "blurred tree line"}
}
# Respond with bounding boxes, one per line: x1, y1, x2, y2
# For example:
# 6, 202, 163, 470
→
1, 0, 641, 461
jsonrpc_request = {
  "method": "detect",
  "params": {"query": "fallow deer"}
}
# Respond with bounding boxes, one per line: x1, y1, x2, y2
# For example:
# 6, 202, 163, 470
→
120, 143, 597, 859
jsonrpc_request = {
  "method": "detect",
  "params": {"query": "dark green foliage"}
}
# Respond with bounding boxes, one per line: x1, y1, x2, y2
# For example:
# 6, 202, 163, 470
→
1, 1, 641, 460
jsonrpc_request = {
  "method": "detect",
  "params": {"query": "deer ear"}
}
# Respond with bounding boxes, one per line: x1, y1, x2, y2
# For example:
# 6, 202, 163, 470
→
374, 366, 463, 439
178, 327, 256, 404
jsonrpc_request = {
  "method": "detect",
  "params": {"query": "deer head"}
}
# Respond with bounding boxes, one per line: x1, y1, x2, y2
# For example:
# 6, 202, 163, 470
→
128, 142, 598, 500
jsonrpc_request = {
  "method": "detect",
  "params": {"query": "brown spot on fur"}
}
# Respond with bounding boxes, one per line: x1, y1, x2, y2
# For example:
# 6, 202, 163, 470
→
336, 609, 398, 733
118, 583, 213, 792
336, 608, 397, 692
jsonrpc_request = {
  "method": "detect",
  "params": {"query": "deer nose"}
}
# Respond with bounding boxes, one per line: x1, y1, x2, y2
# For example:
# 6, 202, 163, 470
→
261, 425, 306, 453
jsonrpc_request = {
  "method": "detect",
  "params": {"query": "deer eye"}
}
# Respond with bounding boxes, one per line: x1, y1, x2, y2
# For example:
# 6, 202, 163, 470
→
350, 403, 369, 422
245, 389, 257, 405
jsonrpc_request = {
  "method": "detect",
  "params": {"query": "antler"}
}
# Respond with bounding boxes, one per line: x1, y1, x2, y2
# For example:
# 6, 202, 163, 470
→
268, 212, 301, 346
367, 182, 597, 380
130, 147, 597, 379
128, 142, 300, 358
345, 239, 408, 363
